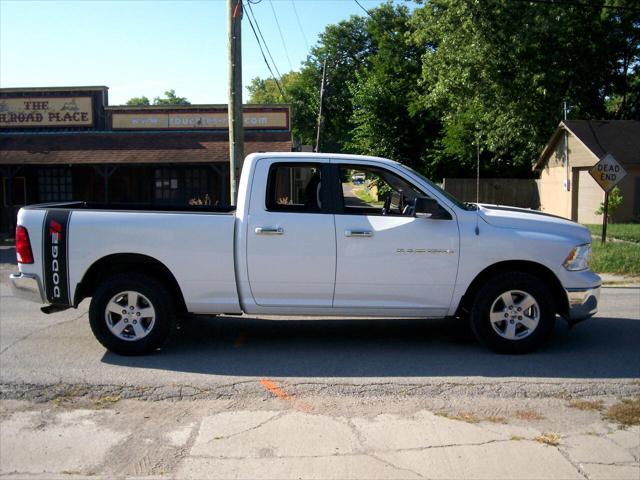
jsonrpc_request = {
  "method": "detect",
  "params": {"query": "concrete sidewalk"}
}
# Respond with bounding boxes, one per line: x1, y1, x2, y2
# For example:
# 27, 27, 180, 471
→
599, 273, 640, 287
1, 394, 638, 479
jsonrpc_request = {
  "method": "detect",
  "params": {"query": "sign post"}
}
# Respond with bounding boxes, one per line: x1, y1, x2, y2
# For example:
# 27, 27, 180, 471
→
589, 153, 627, 244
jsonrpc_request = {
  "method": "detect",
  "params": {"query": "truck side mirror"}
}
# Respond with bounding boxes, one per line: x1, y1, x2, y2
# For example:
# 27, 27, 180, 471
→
414, 197, 446, 219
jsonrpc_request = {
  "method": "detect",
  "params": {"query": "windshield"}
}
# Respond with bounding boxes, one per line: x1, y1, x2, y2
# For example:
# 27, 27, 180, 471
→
401, 164, 473, 210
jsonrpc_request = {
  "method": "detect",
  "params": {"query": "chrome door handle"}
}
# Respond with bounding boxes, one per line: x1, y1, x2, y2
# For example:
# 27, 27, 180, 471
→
345, 230, 373, 237
255, 227, 284, 235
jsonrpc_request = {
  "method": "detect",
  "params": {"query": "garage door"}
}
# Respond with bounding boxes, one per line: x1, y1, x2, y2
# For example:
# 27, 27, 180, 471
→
577, 169, 604, 224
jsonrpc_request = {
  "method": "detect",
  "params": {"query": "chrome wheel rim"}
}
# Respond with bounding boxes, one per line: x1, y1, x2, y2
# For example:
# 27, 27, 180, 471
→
105, 291, 156, 342
489, 290, 540, 341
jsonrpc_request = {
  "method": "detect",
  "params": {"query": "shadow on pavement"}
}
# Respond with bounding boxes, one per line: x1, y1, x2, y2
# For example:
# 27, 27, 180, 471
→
102, 313, 640, 379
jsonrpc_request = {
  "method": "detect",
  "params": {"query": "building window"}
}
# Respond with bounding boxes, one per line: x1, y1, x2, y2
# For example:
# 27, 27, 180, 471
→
37, 168, 73, 202
184, 168, 212, 205
154, 168, 179, 202
154, 167, 212, 204
2, 177, 26, 206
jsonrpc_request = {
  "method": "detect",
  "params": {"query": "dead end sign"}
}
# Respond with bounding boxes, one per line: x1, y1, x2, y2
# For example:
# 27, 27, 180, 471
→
589, 153, 627, 192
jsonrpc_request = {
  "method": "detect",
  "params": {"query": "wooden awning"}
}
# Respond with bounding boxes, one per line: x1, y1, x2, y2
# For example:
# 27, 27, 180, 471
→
0, 131, 291, 165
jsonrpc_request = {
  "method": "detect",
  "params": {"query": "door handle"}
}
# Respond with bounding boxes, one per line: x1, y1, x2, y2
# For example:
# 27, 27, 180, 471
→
255, 227, 284, 235
345, 230, 373, 237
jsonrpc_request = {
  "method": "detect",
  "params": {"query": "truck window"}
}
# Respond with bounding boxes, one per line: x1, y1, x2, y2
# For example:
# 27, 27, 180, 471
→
338, 165, 424, 216
266, 163, 324, 213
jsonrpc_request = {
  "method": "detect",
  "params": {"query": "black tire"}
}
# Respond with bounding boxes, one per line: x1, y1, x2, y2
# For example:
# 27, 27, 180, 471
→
89, 273, 175, 355
470, 272, 555, 354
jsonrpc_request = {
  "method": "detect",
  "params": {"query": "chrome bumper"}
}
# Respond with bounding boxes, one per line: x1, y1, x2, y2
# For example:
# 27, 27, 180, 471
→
9, 272, 46, 304
565, 285, 600, 321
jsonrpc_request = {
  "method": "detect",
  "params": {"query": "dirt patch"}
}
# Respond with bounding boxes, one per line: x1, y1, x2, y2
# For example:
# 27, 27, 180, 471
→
514, 409, 545, 421
534, 433, 561, 446
567, 399, 604, 411
605, 397, 640, 426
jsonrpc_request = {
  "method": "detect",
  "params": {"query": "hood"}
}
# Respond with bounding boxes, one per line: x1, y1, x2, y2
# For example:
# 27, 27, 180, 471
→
478, 204, 591, 244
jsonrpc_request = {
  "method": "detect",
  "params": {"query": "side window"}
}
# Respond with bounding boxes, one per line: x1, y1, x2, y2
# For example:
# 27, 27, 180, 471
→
339, 165, 424, 216
266, 163, 323, 213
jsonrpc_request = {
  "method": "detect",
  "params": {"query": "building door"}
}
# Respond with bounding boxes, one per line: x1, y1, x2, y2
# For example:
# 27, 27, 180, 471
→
246, 161, 336, 307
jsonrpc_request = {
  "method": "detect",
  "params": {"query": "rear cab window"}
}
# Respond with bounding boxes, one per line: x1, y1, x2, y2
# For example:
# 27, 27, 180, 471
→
266, 163, 325, 213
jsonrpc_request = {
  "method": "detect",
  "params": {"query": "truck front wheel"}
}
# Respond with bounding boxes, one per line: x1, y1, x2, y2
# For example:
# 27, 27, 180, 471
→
89, 273, 175, 355
470, 272, 555, 354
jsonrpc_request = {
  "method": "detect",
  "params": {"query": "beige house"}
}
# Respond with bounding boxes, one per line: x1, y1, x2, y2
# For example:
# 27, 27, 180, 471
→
535, 120, 640, 224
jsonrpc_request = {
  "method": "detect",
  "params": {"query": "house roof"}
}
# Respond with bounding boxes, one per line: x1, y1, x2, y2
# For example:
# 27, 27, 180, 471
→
535, 119, 640, 170
0, 131, 291, 165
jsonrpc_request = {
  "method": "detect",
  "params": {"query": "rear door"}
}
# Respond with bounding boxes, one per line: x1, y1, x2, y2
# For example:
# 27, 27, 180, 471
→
331, 162, 459, 315
246, 160, 336, 307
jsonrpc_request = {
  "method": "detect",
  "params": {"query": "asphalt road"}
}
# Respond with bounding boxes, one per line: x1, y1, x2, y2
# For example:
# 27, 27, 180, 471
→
1, 248, 639, 399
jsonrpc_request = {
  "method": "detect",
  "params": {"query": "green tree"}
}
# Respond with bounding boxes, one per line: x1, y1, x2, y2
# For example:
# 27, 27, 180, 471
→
411, 0, 639, 178
126, 90, 190, 106
153, 89, 190, 105
596, 187, 624, 222
126, 96, 150, 106
248, 12, 373, 152
348, 3, 438, 169
248, 71, 318, 146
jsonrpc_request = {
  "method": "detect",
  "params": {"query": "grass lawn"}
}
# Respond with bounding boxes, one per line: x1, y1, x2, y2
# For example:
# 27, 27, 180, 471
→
590, 241, 640, 276
586, 223, 640, 243
585, 224, 640, 276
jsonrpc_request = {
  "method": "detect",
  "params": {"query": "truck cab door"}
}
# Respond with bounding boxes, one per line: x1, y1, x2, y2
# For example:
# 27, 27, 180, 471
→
245, 160, 336, 307
332, 162, 459, 316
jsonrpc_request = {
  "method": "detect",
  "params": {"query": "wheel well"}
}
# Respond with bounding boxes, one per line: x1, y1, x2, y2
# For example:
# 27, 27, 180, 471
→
74, 253, 187, 313
458, 260, 568, 317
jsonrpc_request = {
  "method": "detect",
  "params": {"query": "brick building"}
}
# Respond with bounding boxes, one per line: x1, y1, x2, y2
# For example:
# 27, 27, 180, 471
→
0, 86, 292, 233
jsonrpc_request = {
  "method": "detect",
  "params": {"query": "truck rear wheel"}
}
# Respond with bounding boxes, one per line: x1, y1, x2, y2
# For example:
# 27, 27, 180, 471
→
89, 273, 175, 355
470, 272, 555, 354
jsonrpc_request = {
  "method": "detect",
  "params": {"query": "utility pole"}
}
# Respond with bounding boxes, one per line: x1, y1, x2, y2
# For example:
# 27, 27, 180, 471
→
228, 0, 244, 204
315, 58, 327, 153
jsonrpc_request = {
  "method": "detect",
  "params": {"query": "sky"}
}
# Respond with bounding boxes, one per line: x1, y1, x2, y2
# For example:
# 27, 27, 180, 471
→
0, 0, 396, 105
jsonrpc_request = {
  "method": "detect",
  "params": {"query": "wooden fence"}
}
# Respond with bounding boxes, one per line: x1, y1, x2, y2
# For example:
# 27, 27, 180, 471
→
442, 178, 540, 209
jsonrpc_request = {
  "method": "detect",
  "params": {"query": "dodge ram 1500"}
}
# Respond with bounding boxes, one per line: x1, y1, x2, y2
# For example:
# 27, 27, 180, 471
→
10, 152, 601, 355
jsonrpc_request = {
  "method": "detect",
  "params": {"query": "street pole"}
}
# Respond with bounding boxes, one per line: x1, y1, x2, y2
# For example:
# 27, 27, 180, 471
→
228, 0, 244, 205
602, 190, 609, 244
315, 58, 327, 153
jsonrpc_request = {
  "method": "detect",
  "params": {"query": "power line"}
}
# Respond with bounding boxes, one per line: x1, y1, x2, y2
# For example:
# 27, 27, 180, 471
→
243, 1, 285, 97
246, 0, 284, 80
268, 0, 294, 71
353, 0, 372, 17
291, 0, 310, 51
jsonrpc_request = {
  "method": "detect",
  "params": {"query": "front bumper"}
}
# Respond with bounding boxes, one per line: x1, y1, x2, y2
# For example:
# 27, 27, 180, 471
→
9, 272, 45, 304
565, 285, 600, 321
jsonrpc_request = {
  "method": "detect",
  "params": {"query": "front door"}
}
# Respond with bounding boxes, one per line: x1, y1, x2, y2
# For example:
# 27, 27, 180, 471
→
246, 161, 336, 307
332, 163, 459, 315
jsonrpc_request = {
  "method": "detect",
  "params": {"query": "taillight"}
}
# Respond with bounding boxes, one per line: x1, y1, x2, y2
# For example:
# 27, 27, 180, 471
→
16, 226, 34, 264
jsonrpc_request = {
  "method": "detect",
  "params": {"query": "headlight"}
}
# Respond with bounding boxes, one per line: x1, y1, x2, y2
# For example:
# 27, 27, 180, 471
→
563, 244, 592, 271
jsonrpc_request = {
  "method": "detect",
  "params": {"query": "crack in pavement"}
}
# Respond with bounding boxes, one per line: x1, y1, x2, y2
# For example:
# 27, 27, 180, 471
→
557, 446, 591, 480
3, 380, 639, 402
183, 437, 554, 459
202, 410, 287, 443
366, 452, 425, 479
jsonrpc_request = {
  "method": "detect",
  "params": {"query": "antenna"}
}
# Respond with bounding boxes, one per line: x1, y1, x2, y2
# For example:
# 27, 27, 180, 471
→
475, 134, 480, 236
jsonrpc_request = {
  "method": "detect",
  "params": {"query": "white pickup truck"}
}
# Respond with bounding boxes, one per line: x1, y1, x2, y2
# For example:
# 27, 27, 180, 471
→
11, 152, 600, 355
